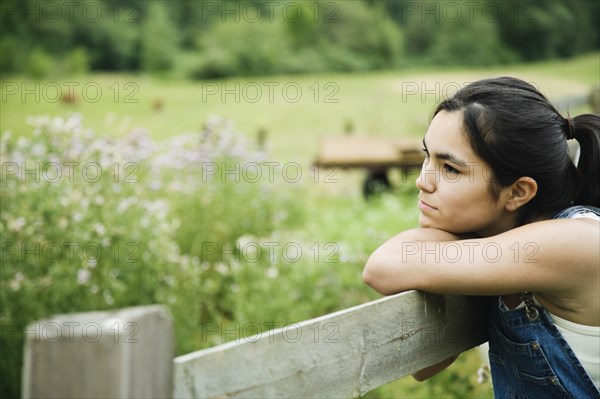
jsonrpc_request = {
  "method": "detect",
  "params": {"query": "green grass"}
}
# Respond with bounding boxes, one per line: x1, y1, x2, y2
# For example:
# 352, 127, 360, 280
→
2, 52, 598, 165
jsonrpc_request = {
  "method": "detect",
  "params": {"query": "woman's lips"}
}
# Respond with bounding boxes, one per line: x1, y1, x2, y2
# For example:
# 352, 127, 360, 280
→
418, 199, 437, 211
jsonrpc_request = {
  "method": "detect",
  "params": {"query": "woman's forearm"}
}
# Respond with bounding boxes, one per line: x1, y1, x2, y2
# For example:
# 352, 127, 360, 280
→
362, 228, 462, 295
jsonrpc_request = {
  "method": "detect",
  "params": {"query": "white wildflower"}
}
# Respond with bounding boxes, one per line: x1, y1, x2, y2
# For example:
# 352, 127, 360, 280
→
266, 266, 279, 279
58, 217, 68, 229
103, 290, 114, 305
77, 269, 91, 285
93, 223, 106, 236
9, 272, 25, 291
8, 217, 26, 231
215, 262, 228, 275
477, 364, 490, 384
31, 143, 46, 157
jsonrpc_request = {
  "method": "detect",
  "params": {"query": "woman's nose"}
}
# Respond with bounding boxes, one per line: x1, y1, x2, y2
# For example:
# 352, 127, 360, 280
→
415, 159, 435, 192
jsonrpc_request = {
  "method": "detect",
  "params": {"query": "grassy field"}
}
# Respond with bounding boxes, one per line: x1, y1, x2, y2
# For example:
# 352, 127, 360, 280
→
2, 52, 598, 164
2, 52, 598, 398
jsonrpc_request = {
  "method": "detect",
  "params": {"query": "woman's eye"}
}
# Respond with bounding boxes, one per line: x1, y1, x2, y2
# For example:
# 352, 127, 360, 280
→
443, 164, 460, 174
421, 147, 429, 157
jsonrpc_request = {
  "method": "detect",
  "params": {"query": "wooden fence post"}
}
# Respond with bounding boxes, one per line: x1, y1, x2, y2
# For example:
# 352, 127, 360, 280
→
21, 305, 174, 399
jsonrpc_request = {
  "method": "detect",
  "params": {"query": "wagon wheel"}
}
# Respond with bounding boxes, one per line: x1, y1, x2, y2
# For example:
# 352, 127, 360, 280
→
363, 169, 391, 198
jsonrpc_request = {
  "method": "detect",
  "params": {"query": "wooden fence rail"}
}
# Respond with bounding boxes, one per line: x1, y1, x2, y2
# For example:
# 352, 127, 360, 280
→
22, 291, 488, 398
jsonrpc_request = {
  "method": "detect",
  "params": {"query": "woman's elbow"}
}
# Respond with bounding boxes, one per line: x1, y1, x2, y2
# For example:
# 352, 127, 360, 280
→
362, 254, 395, 295
361, 263, 377, 289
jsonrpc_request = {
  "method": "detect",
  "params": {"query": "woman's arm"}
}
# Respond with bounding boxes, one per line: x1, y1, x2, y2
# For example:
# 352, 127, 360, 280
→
363, 218, 599, 297
364, 218, 598, 381
363, 227, 463, 295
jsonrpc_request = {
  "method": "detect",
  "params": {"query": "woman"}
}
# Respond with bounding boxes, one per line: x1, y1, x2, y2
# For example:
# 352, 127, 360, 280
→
362, 77, 600, 398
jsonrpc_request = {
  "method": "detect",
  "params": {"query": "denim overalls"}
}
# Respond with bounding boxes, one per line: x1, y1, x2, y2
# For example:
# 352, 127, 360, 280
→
488, 206, 600, 398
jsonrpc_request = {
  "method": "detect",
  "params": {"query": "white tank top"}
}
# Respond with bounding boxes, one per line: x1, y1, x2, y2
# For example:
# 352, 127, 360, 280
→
550, 312, 600, 389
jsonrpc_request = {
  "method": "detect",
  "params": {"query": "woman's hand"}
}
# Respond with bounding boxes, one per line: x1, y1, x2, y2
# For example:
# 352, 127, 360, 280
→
411, 355, 459, 381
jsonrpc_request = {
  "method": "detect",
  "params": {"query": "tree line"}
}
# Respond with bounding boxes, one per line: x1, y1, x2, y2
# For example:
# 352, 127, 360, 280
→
1, 0, 598, 78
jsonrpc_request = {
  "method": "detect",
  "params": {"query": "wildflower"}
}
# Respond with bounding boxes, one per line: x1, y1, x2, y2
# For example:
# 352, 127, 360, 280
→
215, 263, 228, 275
163, 275, 176, 286
93, 223, 106, 236
8, 217, 26, 231
117, 197, 136, 213
103, 290, 114, 305
477, 364, 491, 384
58, 218, 68, 229
77, 269, 91, 285
9, 272, 25, 291
31, 143, 46, 157
236, 235, 257, 249
266, 266, 279, 279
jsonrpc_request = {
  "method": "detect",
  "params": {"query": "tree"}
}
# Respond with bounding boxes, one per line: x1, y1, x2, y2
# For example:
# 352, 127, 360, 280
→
140, 1, 179, 73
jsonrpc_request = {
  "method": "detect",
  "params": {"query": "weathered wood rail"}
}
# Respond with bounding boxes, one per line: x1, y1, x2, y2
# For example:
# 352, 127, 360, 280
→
22, 291, 488, 398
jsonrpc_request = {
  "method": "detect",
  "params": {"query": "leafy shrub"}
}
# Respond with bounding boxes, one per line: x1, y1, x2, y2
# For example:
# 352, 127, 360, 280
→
0, 35, 27, 75
140, 1, 179, 73
194, 19, 292, 78
0, 114, 303, 395
64, 47, 90, 76
25, 48, 55, 79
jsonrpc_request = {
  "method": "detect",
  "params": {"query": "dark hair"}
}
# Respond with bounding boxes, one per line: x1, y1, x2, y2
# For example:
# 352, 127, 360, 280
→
434, 77, 600, 226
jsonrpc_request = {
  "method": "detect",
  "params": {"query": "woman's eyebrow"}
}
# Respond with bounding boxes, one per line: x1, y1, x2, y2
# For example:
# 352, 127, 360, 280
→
422, 138, 468, 167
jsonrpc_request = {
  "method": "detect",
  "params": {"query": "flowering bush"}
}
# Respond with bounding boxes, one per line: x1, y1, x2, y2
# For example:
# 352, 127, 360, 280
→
0, 114, 305, 395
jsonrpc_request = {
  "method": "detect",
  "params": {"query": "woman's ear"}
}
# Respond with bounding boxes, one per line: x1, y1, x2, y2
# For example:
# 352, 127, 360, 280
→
505, 177, 538, 211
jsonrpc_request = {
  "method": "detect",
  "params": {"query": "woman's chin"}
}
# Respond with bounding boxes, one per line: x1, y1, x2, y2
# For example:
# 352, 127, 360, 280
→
418, 216, 434, 229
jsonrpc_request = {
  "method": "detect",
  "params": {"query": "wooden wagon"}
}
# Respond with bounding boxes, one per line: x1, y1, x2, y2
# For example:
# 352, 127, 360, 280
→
314, 136, 425, 197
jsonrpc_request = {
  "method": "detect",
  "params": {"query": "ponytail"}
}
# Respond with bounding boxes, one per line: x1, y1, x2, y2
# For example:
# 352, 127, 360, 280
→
572, 114, 600, 207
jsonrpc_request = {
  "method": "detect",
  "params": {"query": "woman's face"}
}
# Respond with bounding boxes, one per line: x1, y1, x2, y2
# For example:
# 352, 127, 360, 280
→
416, 110, 513, 237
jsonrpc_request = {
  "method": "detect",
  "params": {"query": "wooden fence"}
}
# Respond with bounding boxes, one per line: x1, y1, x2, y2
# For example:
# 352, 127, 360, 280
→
22, 291, 488, 398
